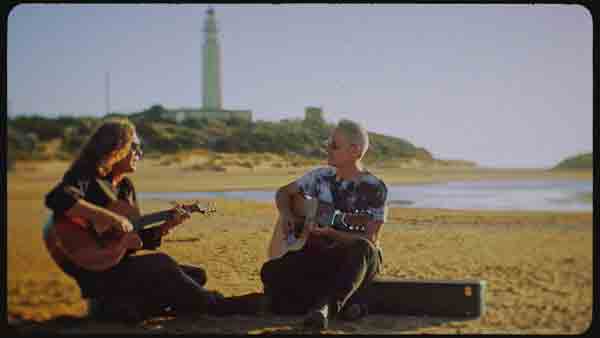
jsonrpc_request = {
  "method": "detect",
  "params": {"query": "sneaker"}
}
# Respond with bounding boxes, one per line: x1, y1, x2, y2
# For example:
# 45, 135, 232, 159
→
86, 298, 103, 318
211, 292, 271, 316
340, 303, 368, 321
87, 298, 144, 323
303, 303, 329, 331
206, 290, 225, 305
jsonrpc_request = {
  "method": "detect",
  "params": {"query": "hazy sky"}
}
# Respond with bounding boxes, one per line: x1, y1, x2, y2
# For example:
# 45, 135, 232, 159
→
7, 4, 593, 168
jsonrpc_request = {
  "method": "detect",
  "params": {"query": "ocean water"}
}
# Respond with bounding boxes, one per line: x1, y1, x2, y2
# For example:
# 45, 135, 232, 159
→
386, 179, 593, 211
138, 179, 593, 212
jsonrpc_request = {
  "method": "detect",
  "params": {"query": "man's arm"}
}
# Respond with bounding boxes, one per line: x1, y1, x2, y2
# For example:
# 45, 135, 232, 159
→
267, 181, 303, 260
64, 199, 133, 234
275, 181, 301, 221
46, 177, 134, 234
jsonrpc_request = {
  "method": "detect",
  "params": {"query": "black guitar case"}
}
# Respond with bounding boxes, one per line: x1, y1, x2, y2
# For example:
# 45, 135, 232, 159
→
357, 277, 486, 318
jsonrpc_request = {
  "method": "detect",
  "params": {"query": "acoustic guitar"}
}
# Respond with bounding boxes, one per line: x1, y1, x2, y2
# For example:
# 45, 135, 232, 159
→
268, 193, 374, 259
43, 200, 215, 272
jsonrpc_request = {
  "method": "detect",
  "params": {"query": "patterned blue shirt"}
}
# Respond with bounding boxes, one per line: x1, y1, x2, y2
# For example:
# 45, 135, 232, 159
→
295, 166, 388, 223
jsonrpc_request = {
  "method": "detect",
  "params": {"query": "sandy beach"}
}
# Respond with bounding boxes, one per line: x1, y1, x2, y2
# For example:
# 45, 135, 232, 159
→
6, 159, 593, 334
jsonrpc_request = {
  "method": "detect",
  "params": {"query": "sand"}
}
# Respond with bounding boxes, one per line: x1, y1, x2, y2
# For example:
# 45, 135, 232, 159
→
6, 159, 593, 334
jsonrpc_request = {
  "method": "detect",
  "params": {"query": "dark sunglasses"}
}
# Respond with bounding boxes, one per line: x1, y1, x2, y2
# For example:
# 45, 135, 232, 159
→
323, 139, 344, 151
131, 142, 143, 159
323, 139, 360, 152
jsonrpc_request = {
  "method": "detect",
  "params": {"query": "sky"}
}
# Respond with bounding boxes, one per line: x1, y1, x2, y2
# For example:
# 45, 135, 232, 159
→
7, 4, 593, 168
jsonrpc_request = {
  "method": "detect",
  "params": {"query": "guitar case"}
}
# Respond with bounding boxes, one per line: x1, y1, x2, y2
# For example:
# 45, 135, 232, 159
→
357, 276, 486, 318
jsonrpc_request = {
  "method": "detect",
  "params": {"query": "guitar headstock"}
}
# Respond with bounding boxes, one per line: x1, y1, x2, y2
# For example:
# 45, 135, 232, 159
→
348, 209, 373, 220
337, 209, 374, 233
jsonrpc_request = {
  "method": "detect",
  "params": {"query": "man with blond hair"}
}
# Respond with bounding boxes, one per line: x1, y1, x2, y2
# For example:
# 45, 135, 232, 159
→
261, 119, 388, 330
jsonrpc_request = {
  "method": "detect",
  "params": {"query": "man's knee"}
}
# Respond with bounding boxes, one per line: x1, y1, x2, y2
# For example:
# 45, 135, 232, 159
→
180, 264, 208, 286
346, 238, 379, 267
143, 252, 180, 274
260, 260, 276, 286
192, 268, 207, 286
351, 238, 377, 256
154, 252, 178, 264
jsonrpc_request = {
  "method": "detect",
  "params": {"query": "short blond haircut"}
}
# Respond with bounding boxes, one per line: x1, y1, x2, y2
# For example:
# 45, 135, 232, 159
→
336, 119, 370, 158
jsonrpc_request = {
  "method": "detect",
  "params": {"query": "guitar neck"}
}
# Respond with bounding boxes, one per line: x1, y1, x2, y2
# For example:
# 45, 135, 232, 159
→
132, 210, 173, 231
297, 195, 371, 233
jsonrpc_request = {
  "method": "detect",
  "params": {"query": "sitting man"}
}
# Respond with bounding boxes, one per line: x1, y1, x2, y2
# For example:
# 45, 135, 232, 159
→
261, 119, 388, 330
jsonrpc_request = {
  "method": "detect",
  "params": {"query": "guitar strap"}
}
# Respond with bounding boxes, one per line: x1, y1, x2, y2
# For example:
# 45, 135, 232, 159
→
329, 174, 358, 215
96, 177, 119, 203
329, 172, 361, 212
83, 178, 121, 248
328, 175, 353, 234
329, 174, 344, 211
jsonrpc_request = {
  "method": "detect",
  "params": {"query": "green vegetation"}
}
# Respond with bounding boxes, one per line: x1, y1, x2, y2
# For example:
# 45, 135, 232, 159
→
553, 152, 593, 170
7, 104, 424, 170
576, 192, 593, 204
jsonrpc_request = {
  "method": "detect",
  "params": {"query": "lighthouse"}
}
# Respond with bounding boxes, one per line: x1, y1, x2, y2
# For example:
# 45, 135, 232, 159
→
202, 7, 223, 110
164, 7, 252, 122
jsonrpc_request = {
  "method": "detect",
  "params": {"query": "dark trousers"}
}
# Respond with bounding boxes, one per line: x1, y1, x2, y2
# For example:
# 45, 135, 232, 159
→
260, 237, 381, 315
77, 252, 213, 314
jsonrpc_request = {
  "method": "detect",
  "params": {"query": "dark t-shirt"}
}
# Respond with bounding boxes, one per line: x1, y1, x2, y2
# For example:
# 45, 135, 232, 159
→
44, 167, 139, 298
45, 168, 138, 217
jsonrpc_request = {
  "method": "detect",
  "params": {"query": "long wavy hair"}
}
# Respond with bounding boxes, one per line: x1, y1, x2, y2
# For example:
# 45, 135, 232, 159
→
68, 118, 137, 177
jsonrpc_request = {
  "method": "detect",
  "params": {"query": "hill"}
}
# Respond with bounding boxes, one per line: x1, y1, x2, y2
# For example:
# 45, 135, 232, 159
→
6, 105, 475, 170
553, 152, 593, 170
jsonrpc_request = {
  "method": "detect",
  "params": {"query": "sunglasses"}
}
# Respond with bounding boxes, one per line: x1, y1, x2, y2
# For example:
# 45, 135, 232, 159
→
323, 139, 344, 151
130, 142, 143, 159
324, 139, 360, 152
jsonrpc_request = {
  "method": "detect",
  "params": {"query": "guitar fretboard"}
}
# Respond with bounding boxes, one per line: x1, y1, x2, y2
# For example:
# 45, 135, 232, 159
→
132, 210, 173, 230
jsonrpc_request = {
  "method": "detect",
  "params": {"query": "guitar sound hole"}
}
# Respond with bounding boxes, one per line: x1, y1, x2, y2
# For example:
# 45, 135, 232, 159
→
293, 221, 304, 236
